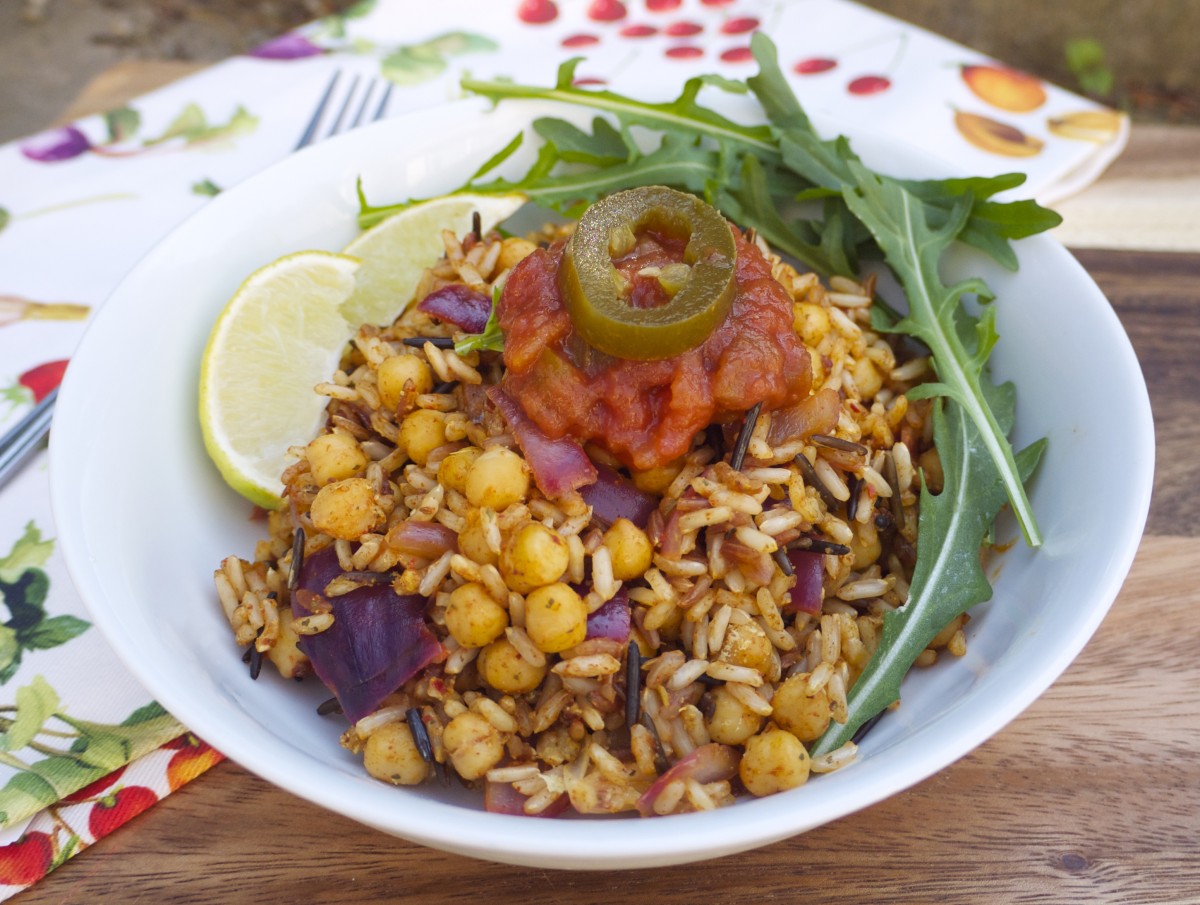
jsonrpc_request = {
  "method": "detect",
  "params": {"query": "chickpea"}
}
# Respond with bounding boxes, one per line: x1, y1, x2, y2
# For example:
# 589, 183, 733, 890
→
852, 357, 883, 401
266, 607, 310, 679
458, 514, 498, 567
771, 673, 833, 742
500, 522, 569, 594
601, 518, 653, 581
793, 302, 831, 347
309, 477, 384, 540
441, 711, 505, 781
739, 727, 811, 796
363, 720, 430, 785
478, 637, 547, 694
705, 686, 762, 745
438, 447, 482, 494
444, 582, 508, 648
398, 409, 447, 467
377, 353, 433, 412
496, 236, 539, 272
464, 447, 529, 510
631, 457, 684, 495
524, 583, 587, 654
306, 432, 368, 487
717, 620, 774, 675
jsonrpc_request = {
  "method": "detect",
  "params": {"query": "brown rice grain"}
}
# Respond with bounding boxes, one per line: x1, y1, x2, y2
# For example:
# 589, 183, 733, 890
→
947, 629, 968, 657
504, 625, 544, 667
553, 654, 622, 678
811, 742, 857, 773
726, 681, 774, 717
707, 604, 732, 653
591, 546, 616, 601
445, 644, 479, 675
754, 588, 786, 634
827, 291, 872, 308
486, 764, 541, 784
667, 658, 710, 691
655, 556, 709, 578
354, 705, 408, 738
734, 525, 778, 554
643, 600, 678, 633
630, 724, 658, 776
837, 578, 890, 601
314, 382, 359, 401
566, 534, 586, 584
653, 778, 687, 815
706, 661, 763, 686
291, 613, 335, 636
471, 696, 518, 733
678, 506, 733, 534
757, 509, 805, 537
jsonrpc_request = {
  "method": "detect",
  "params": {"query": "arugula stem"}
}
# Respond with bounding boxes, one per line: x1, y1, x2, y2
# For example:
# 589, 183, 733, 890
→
460, 76, 780, 159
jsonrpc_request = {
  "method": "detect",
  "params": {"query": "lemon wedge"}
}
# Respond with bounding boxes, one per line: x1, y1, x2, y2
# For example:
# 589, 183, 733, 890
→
199, 251, 361, 509
200, 193, 526, 508
341, 192, 527, 327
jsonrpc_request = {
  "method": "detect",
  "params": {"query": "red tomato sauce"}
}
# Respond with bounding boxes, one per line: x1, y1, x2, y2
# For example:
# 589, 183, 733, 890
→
497, 227, 811, 471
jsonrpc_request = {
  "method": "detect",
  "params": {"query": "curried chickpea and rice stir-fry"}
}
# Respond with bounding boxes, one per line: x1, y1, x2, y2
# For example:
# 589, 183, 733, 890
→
213, 186, 966, 817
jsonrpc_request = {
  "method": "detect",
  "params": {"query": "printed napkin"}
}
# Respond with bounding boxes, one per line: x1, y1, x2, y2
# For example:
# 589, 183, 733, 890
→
0, 0, 1126, 896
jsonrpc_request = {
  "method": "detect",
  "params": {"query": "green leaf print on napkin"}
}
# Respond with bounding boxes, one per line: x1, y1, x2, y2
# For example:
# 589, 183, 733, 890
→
0, 523, 90, 683
382, 32, 498, 86
143, 103, 259, 148
0, 689, 179, 825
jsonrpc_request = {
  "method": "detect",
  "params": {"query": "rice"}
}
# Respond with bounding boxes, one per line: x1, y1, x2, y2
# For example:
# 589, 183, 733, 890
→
213, 212, 958, 817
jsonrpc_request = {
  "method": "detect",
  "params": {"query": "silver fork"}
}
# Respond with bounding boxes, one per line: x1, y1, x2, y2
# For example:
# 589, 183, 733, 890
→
294, 69, 393, 150
0, 71, 396, 491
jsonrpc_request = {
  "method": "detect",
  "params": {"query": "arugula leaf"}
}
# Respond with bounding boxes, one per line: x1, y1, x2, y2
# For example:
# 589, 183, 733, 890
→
454, 283, 505, 355
838, 158, 1040, 544
812, 399, 1046, 755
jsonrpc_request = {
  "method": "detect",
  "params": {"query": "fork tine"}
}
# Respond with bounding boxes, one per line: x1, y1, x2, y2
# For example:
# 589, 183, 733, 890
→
371, 81, 393, 122
350, 79, 377, 129
325, 73, 361, 139
294, 70, 341, 151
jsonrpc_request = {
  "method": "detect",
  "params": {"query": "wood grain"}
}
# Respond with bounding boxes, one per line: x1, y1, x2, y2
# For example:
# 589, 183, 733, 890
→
1076, 249, 1200, 537
18, 534, 1198, 904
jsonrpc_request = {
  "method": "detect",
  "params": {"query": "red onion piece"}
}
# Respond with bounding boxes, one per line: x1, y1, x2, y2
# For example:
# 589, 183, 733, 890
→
635, 744, 740, 816
384, 520, 458, 559
417, 284, 493, 334
722, 538, 775, 586
785, 549, 824, 614
766, 387, 841, 446
484, 781, 571, 817
293, 547, 443, 723
487, 387, 597, 498
579, 464, 657, 529
585, 589, 630, 642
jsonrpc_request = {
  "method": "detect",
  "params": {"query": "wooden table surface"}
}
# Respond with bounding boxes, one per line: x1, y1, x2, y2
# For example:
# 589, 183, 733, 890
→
20, 70, 1200, 905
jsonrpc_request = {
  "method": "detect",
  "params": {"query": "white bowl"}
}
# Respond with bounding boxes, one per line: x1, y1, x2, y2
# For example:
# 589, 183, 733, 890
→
50, 97, 1153, 869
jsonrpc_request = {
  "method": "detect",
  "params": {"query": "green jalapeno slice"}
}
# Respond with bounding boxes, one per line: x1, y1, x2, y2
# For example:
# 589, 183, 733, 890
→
558, 186, 737, 360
